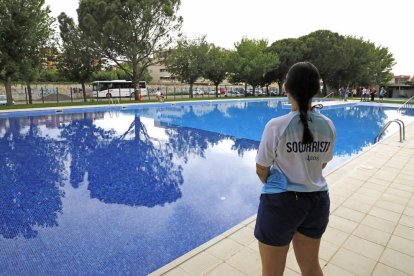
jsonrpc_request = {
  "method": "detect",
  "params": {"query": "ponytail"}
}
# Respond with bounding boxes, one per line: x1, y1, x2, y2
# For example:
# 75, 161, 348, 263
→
298, 100, 314, 144
285, 62, 320, 145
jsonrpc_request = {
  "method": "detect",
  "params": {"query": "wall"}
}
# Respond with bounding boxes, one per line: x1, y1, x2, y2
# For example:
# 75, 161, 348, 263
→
0, 83, 92, 101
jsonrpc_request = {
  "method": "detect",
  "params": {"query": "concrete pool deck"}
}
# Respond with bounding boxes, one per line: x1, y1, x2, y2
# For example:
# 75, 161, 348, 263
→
151, 107, 414, 275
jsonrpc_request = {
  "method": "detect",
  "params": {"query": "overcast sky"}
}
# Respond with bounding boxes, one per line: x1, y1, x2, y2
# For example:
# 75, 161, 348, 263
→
45, 0, 413, 76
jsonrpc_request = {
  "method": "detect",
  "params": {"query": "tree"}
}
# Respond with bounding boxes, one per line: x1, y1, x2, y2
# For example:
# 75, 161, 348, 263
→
78, 0, 182, 100
38, 68, 62, 82
17, 59, 40, 104
365, 43, 395, 85
58, 13, 102, 102
165, 37, 209, 98
0, 0, 53, 105
23, 14, 54, 104
324, 35, 394, 89
300, 30, 346, 95
228, 38, 279, 95
331, 36, 370, 88
203, 46, 229, 98
90, 65, 153, 83
267, 38, 307, 94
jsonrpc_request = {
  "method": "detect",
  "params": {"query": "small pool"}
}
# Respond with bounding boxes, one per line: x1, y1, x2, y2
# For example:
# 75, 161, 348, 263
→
0, 100, 413, 275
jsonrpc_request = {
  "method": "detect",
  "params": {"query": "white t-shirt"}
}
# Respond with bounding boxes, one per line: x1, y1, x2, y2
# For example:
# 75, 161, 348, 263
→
256, 110, 336, 193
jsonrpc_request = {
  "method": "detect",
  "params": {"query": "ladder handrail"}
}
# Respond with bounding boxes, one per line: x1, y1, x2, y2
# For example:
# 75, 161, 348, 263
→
374, 119, 405, 143
108, 98, 121, 118
394, 119, 405, 140
323, 92, 334, 98
374, 121, 392, 143
397, 95, 414, 112
108, 98, 120, 106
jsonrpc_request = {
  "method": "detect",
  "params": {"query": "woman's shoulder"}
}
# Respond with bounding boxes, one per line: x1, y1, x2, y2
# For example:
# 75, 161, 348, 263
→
264, 112, 299, 136
266, 112, 298, 127
312, 111, 333, 123
311, 112, 336, 136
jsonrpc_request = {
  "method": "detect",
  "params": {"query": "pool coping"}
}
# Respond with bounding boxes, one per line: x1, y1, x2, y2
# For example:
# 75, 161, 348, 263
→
0, 98, 402, 118
149, 215, 258, 275
0, 97, 285, 117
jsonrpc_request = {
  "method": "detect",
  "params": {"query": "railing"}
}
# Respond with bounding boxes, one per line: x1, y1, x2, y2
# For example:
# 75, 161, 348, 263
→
323, 92, 335, 99
108, 98, 121, 117
108, 98, 120, 106
397, 95, 414, 113
374, 119, 405, 143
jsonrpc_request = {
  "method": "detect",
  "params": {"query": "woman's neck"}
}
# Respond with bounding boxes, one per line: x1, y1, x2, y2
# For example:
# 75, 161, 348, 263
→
288, 94, 312, 111
291, 100, 299, 111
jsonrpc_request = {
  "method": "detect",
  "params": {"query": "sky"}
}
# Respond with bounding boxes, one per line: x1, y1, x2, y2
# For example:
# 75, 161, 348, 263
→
45, 0, 413, 76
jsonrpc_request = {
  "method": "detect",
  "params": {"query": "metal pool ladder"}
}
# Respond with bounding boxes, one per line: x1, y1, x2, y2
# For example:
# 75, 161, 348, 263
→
108, 98, 121, 117
374, 119, 405, 143
108, 98, 120, 106
323, 92, 334, 99
397, 95, 414, 113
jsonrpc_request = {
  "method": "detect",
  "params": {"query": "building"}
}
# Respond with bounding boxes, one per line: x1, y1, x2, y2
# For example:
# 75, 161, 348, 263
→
386, 75, 414, 98
147, 62, 216, 86
147, 63, 178, 84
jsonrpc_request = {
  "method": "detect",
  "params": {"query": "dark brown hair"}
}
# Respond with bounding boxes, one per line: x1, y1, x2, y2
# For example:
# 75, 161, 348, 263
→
285, 62, 320, 144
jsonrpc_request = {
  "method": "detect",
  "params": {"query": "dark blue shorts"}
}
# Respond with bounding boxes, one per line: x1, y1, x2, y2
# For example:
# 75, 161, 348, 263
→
254, 191, 330, 247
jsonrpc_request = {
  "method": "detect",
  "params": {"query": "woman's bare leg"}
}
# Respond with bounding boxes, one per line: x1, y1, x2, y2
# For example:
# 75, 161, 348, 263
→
258, 241, 290, 276
292, 232, 323, 276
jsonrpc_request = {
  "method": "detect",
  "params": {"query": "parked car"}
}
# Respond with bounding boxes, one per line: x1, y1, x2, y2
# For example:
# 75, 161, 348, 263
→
225, 90, 233, 96
225, 88, 244, 97
270, 88, 279, 96
193, 88, 204, 95
236, 88, 245, 95
225, 90, 244, 97
246, 88, 264, 96
255, 89, 264, 96
0, 95, 14, 105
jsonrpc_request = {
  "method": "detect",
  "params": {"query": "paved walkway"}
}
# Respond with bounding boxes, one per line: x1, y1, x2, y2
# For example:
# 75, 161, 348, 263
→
151, 119, 414, 275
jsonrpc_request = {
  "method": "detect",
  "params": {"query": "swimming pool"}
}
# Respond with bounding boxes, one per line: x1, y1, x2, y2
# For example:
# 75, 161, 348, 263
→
0, 100, 413, 275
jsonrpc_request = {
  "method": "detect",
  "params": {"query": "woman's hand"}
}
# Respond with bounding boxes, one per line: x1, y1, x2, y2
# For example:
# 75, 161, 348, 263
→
256, 164, 270, 184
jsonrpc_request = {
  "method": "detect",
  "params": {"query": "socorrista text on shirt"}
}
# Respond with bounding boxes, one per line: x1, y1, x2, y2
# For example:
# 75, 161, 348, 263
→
286, 141, 331, 153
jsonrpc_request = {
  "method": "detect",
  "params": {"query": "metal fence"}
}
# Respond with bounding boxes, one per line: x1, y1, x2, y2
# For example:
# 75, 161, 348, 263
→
6, 84, 281, 104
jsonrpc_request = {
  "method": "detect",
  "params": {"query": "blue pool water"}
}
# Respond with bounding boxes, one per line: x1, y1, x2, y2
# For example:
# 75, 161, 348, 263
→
0, 100, 413, 275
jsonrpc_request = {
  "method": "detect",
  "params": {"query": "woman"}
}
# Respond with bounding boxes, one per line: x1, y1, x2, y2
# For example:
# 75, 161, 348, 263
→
155, 89, 164, 102
254, 62, 336, 276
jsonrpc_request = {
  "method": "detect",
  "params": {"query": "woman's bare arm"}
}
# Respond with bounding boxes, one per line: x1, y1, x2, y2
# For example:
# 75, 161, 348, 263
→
256, 163, 270, 184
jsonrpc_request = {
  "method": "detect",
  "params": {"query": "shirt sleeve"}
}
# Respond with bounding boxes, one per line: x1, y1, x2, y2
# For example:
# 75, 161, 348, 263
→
255, 121, 278, 167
